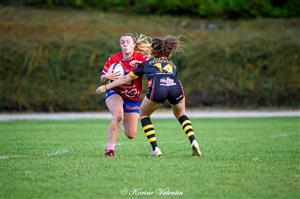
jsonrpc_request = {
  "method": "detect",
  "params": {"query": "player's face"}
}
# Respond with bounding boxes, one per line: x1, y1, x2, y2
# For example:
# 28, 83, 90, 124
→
120, 36, 135, 56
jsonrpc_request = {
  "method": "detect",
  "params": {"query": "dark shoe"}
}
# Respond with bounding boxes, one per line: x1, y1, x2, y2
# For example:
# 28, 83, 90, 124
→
105, 150, 115, 157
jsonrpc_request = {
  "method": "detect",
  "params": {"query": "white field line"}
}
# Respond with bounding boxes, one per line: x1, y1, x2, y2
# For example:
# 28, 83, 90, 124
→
0, 156, 9, 160
0, 155, 25, 160
0, 110, 299, 121
0, 149, 69, 160
270, 133, 289, 138
45, 148, 69, 156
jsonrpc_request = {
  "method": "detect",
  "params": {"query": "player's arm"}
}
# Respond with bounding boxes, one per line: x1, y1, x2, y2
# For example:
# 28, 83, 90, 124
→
96, 73, 135, 94
96, 62, 144, 95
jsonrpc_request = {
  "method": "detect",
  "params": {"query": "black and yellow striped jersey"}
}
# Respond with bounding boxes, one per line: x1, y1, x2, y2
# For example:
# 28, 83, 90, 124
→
129, 58, 177, 80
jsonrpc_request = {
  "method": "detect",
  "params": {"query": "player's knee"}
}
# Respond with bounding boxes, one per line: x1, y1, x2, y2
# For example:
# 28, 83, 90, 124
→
112, 111, 123, 122
124, 130, 136, 139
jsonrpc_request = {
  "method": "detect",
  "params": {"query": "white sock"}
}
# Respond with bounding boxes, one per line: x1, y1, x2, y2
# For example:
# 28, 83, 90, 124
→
106, 143, 115, 151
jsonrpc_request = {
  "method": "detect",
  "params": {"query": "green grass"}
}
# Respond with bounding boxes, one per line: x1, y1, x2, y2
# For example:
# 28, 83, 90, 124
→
0, 117, 299, 199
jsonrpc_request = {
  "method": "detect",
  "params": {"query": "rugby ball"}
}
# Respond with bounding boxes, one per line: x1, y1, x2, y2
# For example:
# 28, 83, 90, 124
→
107, 63, 125, 78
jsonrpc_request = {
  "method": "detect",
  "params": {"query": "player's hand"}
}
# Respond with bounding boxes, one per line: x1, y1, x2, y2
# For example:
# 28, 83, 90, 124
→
104, 70, 121, 81
95, 85, 106, 94
111, 70, 122, 80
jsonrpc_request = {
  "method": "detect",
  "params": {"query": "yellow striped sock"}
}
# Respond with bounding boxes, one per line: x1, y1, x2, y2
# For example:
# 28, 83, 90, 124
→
178, 115, 196, 143
141, 117, 158, 150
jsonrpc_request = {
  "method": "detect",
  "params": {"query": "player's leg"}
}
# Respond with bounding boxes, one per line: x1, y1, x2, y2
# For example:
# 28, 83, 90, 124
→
171, 98, 201, 156
140, 97, 162, 156
172, 98, 196, 143
171, 98, 196, 143
105, 94, 124, 156
169, 80, 202, 156
123, 113, 139, 139
169, 80, 195, 144
122, 99, 141, 139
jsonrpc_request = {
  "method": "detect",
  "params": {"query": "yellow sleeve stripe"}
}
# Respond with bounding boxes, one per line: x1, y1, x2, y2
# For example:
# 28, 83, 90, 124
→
129, 71, 139, 79
145, 130, 155, 136
186, 131, 194, 137
184, 125, 193, 132
181, 120, 191, 127
148, 137, 157, 142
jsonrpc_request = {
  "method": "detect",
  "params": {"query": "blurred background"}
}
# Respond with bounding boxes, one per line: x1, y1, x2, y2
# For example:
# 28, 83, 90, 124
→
0, 0, 299, 112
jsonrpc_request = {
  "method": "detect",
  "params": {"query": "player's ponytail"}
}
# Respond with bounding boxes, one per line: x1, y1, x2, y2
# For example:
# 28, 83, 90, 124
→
152, 35, 183, 58
134, 33, 152, 55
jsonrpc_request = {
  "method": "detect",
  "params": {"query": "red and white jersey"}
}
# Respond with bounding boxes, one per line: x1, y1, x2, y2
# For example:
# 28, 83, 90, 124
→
101, 51, 148, 100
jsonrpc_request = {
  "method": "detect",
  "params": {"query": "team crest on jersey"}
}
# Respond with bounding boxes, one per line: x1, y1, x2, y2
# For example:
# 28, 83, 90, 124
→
129, 60, 141, 68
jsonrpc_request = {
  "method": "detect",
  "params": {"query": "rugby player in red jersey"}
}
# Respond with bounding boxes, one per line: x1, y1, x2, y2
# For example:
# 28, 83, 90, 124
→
100, 33, 151, 157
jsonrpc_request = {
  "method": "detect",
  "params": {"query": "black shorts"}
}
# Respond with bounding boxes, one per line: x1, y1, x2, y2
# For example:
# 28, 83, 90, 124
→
146, 74, 184, 104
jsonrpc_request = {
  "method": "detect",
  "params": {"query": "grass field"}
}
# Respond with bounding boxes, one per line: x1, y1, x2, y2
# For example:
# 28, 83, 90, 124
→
0, 117, 299, 199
